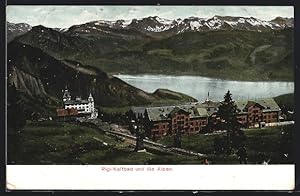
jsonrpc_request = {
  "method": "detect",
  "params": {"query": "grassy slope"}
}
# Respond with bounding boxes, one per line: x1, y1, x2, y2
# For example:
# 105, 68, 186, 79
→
9, 121, 204, 164
274, 93, 294, 111
9, 120, 149, 164
158, 125, 294, 164
8, 120, 294, 164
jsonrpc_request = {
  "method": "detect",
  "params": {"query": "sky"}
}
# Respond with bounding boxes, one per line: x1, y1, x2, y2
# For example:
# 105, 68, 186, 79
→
7, 6, 294, 28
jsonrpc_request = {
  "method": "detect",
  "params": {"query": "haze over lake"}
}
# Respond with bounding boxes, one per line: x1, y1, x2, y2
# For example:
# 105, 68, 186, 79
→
115, 74, 294, 102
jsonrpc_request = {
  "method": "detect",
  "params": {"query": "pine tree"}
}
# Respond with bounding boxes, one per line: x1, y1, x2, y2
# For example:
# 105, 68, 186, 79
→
134, 125, 145, 151
216, 90, 245, 155
174, 127, 182, 148
217, 90, 239, 130
143, 110, 152, 140
125, 110, 136, 124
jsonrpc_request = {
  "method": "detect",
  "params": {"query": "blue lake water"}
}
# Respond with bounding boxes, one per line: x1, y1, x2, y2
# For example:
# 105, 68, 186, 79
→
115, 74, 294, 102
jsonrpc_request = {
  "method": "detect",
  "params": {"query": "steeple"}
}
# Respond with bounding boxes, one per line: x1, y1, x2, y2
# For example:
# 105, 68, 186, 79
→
202, 91, 210, 104
62, 87, 71, 102
88, 92, 94, 102
206, 91, 210, 101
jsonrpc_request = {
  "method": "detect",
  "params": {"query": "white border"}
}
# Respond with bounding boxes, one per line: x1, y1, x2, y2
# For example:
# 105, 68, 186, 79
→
6, 165, 295, 190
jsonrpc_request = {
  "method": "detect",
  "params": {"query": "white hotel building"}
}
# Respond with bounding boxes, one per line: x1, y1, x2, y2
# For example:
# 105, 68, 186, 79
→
62, 88, 98, 119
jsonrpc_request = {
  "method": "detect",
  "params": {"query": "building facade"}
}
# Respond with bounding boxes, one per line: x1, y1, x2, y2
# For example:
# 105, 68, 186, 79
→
56, 88, 98, 119
141, 104, 209, 139
135, 98, 281, 138
235, 98, 281, 127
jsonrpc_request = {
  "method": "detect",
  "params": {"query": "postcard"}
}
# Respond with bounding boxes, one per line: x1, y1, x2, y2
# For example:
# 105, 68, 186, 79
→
6, 5, 295, 190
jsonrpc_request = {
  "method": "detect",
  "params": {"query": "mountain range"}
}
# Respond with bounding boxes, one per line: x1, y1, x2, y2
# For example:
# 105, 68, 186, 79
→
7, 15, 294, 117
63, 16, 293, 36
7, 22, 32, 43
7, 16, 293, 41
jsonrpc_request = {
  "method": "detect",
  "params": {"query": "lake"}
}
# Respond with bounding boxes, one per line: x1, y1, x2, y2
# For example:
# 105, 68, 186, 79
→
115, 74, 294, 102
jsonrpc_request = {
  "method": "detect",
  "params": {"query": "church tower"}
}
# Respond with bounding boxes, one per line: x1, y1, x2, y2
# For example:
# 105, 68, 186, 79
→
88, 92, 95, 112
62, 87, 71, 102
206, 91, 210, 102
202, 91, 211, 104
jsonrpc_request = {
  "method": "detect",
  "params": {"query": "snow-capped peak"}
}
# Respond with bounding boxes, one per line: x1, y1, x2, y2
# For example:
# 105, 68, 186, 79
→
154, 16, 174, 25
91, 19, 132, 28
60, 15, 293, 35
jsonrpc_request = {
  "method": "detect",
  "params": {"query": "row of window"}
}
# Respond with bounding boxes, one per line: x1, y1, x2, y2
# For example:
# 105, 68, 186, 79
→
155, 120, 207, 130
263, 114, 277, 119
176, 116, 185, 120
153, 127, 200, 135
174, 118, 188, 122
66, 106, 89, 110
238, 114, 277, 121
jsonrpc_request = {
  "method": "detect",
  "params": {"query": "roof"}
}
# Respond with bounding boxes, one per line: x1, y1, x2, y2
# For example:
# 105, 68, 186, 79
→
196, 107, 209, 118
131, 106, 146, 118
235, 98, 280, 113
64, 99, 89, 105
145, 104, 212, 122
201, 100, 221, 108
169, 106, 190, 116
256, 98, 281, 112
56, 108, 78, 117
146, 106, 176, 121
235, 100, 248, 113
179, 105, 209, 118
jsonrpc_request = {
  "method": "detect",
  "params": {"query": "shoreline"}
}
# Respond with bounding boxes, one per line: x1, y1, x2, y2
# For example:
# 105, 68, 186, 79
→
111, 72, 294, 83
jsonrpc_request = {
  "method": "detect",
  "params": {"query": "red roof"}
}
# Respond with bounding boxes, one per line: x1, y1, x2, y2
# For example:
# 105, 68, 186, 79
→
56, 108, 78, 117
